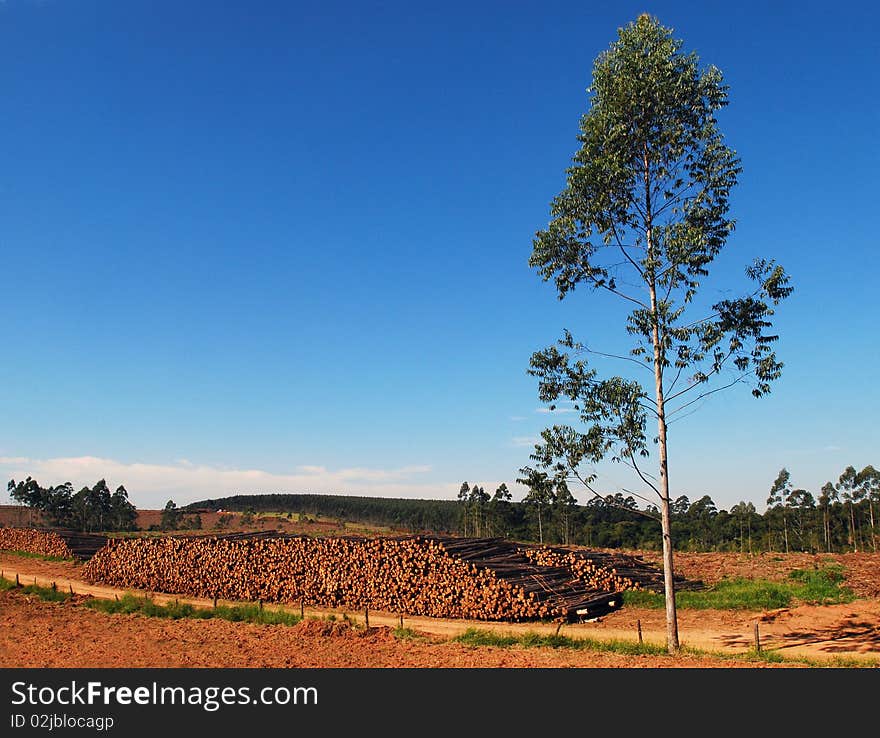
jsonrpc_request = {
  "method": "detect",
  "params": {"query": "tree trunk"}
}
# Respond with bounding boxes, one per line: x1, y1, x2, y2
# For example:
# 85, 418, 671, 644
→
656, 411, 678, 653
644, 144, 679, 654
849, 503, 857, 553
649, 284, 679, 653
870, 502, 876, 553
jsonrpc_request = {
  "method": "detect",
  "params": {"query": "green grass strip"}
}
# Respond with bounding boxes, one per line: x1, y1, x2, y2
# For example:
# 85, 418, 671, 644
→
453, 627, 668, 656
0, 549, 76, 562
452, 627, 877, 668
82, 593, 303, 626
0, 577, 73, 602
622, 566, 856, 610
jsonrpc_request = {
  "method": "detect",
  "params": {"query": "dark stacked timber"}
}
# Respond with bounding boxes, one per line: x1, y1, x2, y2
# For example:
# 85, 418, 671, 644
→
82, 534, 638, 621
56, 530, 111, 560
520, 544, 704, 592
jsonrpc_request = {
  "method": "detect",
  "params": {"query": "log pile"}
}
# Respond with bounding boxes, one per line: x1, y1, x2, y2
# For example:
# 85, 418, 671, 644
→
82, 534, 633, 621
0, 527, 109, 560
520, 544, 704, 592
0, 527, 75, 559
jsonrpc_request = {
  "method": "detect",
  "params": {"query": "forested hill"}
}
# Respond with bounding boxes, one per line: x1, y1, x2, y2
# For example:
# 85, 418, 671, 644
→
184, 486, 878, 555
185, 493, 462, 535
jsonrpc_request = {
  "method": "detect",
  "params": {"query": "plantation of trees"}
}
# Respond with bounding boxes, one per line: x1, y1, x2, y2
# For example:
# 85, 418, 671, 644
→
7, 464, 876, 553
188, 463, 878, 554
6, 477, 137, 533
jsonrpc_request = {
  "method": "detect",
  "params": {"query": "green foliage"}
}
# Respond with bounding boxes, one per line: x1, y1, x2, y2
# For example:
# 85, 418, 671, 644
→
239, 508, 255, 526
0, 549, 76, 562
451, 627, 877, 666
786, 566, 854, 605
453, 628, 667, 656
392, 627, 423, 641
83, 594, 302, 626
7, 477, 137, 532
180, 513, 202, 531
0, 578, 73, 602
160, 500, 181, 531
185, 466, 877, 554
623, 567, 854, 610
678, 580, 793, 610
526, 14, 792, 513
623, 580, 792, 610
188, 493, 464, 535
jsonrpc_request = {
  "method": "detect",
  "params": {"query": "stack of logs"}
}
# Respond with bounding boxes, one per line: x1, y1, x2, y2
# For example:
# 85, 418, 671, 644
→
82, 534, 641, 621
520, 544, 703, 593
0, 527, 109, 560
0, 527, 75, 559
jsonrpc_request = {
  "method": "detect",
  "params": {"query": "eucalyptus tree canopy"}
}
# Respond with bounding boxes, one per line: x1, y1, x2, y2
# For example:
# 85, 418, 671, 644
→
525, 14, 792, 652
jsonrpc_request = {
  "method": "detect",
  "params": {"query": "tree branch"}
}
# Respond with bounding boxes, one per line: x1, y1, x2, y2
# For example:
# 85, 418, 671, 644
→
666, 363, 686, 394
611, 223, 645, 278
625, 451, 662, 498
664, 349, 736, 403
666, 374, 749, 418
571, 469, 660, 522
587, 275, 649, 308
583, 346, 654, 373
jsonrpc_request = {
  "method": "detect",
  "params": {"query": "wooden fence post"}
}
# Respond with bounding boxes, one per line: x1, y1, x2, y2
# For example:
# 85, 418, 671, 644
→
637, 619, 643, 644
754, 621, 761, 653
364, 607, 369, 628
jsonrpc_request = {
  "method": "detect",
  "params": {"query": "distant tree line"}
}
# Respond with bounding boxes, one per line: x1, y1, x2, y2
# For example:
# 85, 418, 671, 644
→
187, 493, 463, 534
157, 499, 202, 532
190, 463, 878, 553
8, 462, 875, 551
6, 477, 137, 533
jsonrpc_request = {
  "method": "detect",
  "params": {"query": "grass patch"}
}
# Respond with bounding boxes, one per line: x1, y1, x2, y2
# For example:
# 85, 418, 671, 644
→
392, 626, 424, 641
452, 627, 876, 667
787, 565, 855, 605
622, 566, 855, 610
0, 577, 73, 602
0, 549, 75, 563
453, 628, 667, 656
83, 594, 302, 626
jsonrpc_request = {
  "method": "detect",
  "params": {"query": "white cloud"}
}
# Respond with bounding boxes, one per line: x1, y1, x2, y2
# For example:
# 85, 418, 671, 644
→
509, 416, 526, 422
535, 406, 577, 414
511, 436, 539, 448
0, 455, 454, 509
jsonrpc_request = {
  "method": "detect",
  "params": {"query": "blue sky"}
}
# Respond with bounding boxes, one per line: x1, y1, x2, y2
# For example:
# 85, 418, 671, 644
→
1, 0, 877, 511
